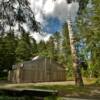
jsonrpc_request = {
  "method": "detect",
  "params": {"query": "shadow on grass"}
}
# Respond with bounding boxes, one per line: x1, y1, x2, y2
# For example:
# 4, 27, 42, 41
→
14, 83, 100, 99
0, 78, 100, 99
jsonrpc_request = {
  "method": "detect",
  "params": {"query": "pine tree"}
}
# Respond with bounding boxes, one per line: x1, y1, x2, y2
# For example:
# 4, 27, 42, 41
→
0, 0, 39, 34
62, 23, 73, 76
0, 0, 39, 75
46, 36, 56, 60
78, 0, 100, 77
0, 32, 17, 76
37, 40, 48, 57
66, 0, 88, 86
31, 38, 38, 56
15, 33, 32, 62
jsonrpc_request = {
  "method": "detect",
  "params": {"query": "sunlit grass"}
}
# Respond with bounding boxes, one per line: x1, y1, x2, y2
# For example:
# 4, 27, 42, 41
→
0, 78, 100, 98
83, 77, 97, 85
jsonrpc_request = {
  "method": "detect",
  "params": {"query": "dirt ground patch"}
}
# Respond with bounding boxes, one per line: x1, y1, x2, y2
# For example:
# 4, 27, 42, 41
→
0, 81, 74, 88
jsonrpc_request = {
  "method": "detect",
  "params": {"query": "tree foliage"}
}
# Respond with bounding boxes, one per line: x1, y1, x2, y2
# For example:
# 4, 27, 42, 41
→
0, 32, 17, 77
0, 0, 39, 34
15, 33, 33, 62
0, 0, 39, 75
77, 0, 100, 77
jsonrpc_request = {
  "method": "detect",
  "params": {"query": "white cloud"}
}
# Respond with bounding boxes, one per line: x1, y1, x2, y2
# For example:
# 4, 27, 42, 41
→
67, 1, 79, 21
30, 32, 51, 43
43, 0, 55, 15
29, 0, 79, 42
30, 0, 79, 23
30, 0, 46, 23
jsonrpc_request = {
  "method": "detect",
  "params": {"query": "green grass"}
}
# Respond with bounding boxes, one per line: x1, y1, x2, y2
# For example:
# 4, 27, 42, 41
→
0, 85, 100, 99
0, 96, 57, 100
0, 78, 100, 98
0, 77, 7, 80
0, 96, 26, 100
0, 95, 58, 100
95, 78, 100, 85
13, 84, 90, 97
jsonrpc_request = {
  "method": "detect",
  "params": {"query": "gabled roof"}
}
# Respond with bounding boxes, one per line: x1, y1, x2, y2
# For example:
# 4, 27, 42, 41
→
12, 56, 65, 70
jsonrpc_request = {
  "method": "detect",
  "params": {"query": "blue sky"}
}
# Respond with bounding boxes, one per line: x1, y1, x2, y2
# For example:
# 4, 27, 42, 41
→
30, 0, 79, 41
42, 17, 63, 33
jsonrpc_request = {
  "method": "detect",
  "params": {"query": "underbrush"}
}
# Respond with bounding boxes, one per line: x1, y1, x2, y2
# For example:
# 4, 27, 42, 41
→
95, 78, 100, 85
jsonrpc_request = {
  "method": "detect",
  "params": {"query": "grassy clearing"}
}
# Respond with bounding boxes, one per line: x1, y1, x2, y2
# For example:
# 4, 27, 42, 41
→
0, 78, 100, 98
0, 96, 58, 100
0, 96, 26, 100
5, 84, 97, 97
0, 84, 100, 99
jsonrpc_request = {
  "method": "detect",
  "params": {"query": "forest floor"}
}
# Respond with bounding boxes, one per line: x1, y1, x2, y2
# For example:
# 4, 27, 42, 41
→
0, 78, 100, 99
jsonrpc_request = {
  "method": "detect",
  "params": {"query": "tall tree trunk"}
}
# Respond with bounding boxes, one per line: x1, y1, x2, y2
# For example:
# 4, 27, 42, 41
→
67, 17, 84, 86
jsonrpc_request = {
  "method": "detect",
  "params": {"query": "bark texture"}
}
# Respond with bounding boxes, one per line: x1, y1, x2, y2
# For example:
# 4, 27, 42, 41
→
67, 18, 84, 86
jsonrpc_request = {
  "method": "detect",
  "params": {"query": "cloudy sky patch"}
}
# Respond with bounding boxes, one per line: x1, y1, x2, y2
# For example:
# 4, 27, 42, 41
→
29, 0, 79, 41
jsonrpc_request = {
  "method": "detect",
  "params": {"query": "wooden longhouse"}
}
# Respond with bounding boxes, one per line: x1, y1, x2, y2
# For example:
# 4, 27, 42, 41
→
8, 57, 66, 83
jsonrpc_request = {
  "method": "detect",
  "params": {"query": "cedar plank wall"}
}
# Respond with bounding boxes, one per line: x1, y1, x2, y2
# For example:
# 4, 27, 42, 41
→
8, 58, 66, 83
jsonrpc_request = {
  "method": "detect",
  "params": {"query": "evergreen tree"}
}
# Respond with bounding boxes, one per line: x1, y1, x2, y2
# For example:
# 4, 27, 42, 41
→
0, 0, 39, 34
0, 0, 39, 75
31, 38, 38, 56
37, 40, 47, 57
0, 32, 17, 76
0, 36, 5, 72
15, 33, 32, 62
78, 0, 100, 77
66, 0, 88, 86
53, 32, 61, 61
62, 23, 73, 76
46, 37, 55, 59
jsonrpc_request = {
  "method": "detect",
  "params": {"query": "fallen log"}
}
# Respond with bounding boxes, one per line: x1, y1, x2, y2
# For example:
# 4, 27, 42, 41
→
0, 88, 58, 97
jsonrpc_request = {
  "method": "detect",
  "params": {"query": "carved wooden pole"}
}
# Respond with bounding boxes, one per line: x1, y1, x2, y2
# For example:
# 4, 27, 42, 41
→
67, 18, 83, 86
67, 3, 84, 86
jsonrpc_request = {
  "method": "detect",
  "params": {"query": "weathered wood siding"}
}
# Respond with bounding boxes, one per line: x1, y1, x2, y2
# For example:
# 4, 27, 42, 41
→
8, 58, 66, 83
